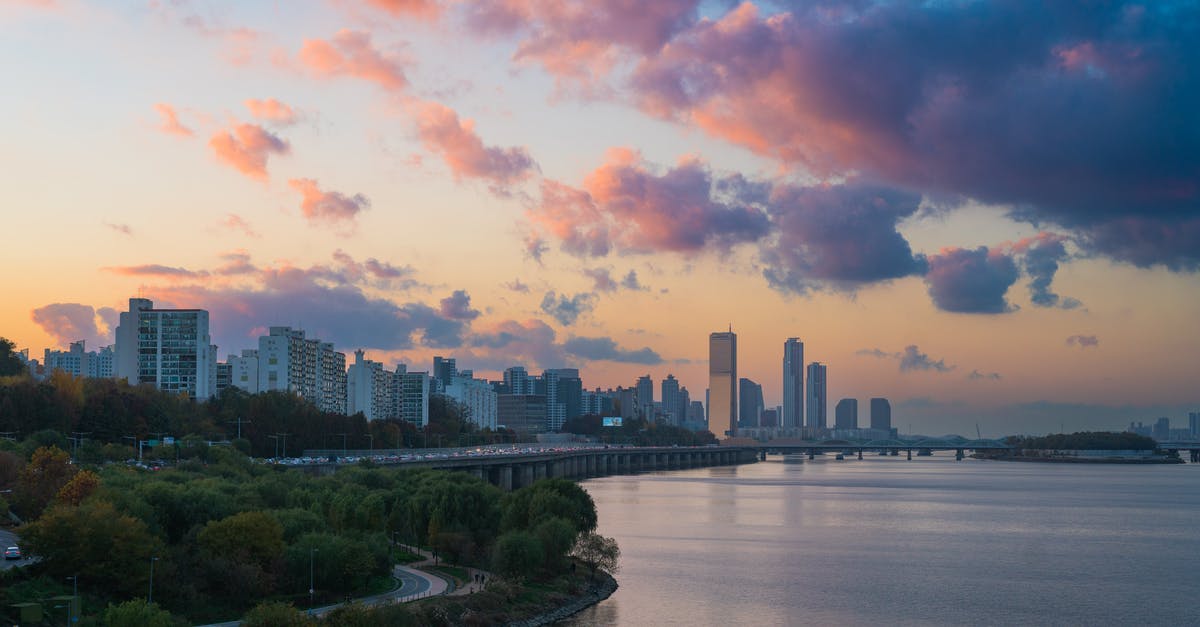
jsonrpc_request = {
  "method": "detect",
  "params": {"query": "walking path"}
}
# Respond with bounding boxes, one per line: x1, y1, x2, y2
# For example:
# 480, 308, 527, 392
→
198, 547, 492, 626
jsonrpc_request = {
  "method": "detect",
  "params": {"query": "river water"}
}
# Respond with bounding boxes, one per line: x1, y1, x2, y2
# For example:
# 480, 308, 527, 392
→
563, 454, 1200, 626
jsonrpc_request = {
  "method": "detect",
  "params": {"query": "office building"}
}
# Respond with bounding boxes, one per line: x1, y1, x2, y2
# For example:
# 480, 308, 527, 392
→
870, 398, 892, 432
835, 398, 858, 429
661, 375, 683, 425
782, 338, 804, 429
806, 362, 827, 429
1153, 417, 1170, 441
432, 356, 457, 392
709, 330, 737, 437
504, 366, 533, 395
738, 378, 763, 428
636, 375, 654, 420
114, 298, 215, 400
1190, 412, 1199, 437
498, 394, 548, 434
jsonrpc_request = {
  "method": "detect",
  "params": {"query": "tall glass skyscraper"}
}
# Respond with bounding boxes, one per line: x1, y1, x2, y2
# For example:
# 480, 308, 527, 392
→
806, 362, 827, 429
709, 330, 737, 437
782, 338, 804, 429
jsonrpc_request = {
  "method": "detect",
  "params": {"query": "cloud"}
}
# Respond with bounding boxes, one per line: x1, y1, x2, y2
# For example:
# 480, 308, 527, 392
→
466, 318, 565, 369
583, 268, 617, 292
154, 103, 193, 137
30, 303, 113, 348
562, 336, 663, 365
299, 29, 408, 91
856, 348, 899, 359
288, 178, 370, 227
899, 345, 954, 373
540, 291, 594, 326
104, 222, 132, 236
529, 149, 770, 258
208, 123, 289, 180
523, 234, 549, 263
759, 182, 928, 294
925, 246, 1020, 314
1007, 233, 1081, 309
413, 101, 537, 188
620, 270, 644, 290
244, 98, 297, 125
505, 278, 530, 293
439, 290, 480, 321
104, 264, 207, 279
220, 213, 259, 238
364, 0, 441, 20
152, 1, 262, 66
968, 369, 1002, 381
1066, 334, 1099, 348
482, 3, 1200, 271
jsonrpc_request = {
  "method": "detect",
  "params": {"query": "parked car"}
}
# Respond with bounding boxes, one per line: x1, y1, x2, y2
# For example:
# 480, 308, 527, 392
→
3, 546, 20, 560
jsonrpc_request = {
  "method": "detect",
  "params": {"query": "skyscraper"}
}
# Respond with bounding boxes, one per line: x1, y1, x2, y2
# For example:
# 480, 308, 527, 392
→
115, 298, 214, 400
661, 374, 682, 424
835, 398, 858, 429
636, 374, 654, 420
738, 378, 764, 428
782, 338, 804, 429
709, 330, 737, 437
870, 398, 892, 432
1189, 412, 1199, 437
806, 362, 827, 429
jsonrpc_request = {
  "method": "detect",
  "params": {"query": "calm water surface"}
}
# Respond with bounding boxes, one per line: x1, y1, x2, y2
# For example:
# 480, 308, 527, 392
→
564, 455, 1200, 626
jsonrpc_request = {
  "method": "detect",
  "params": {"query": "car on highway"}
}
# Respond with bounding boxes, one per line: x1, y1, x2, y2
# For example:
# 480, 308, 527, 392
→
4, 546, 20, 560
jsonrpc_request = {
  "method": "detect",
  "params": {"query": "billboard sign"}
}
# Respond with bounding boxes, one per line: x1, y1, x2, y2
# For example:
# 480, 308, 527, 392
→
602, 416, 623, 427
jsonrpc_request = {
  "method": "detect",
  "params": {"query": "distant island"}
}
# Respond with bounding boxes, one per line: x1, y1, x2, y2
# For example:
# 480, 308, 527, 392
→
977, 431, 1183, 464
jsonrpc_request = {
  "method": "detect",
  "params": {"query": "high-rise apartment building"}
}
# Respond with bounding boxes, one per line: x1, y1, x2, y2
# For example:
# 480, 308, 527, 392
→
114, 298, 215, 400
445, 375, 498, 430
636, 375, 654, 420
44, 340, 92, 378
835, 398, 858, 429
709, 330, 737, 437
805, 362, 827, 429
782, 338, 804, 429
229, 349, 259, 393
392, 365, 430, 426
504, 366, 533, 395
738, 378, 764, 428
347, 350, 392, 421
432, 356, 457, 392
870, 398, 892, 432
1190, 412, 1200, 437
257, 326, 346, 414
661, 375, 682, 425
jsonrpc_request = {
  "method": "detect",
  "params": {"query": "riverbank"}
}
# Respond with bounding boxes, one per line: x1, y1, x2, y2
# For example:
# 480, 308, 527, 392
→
506, 571, 618, 627
974, 453, 1184, 464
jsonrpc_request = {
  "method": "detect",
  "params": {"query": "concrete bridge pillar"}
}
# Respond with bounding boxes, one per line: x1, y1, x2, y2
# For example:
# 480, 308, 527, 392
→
588, 455, 597, 476
499, 465, 513, 491
521, 464, 534, 488
907, 449, 912, 460
858, 450, 863, 460
956, 449, 964, 461
808, 448, 815, 460
535, 462, 547, 480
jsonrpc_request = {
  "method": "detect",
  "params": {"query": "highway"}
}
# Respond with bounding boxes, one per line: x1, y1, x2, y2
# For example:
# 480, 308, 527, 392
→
0, 528, 33, 571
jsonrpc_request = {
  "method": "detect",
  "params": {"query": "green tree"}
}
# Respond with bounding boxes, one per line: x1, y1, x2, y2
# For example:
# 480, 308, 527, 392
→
0, 337, 26, 376
101, 599, 180, 627
491, 530, 544, 579
197, 510, 285, 569
501, 478, 597, 536
242, 601, 314, 627
533, 516, 578, 572
20, 499, 164, 596
56, 468, 101, 506
570, 532, 620, 580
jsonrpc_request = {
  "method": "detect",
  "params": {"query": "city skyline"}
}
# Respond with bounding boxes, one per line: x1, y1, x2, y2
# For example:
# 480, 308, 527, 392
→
2, 1, 1199, 436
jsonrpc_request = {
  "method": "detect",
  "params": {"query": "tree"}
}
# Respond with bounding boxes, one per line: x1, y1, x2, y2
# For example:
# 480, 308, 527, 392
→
56, 468, 101, 506
570, 532, 620, 580
101, 599, 180, 627
533, 516, 578, 573
15, 445, 77, 518
242, 601, 314, 627
492, 530, 544, 579
0, 337, 25, 376
501, 478, 597, 536
197, 510, 285, 569
20, 499, 163, 596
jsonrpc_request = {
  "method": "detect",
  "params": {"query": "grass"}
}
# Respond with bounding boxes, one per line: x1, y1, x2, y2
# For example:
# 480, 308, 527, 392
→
392, 550, 424, 564
424, 564, 469, 586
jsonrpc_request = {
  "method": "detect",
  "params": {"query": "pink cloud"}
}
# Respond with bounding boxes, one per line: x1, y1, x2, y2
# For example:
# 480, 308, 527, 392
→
30, 303, 112, 349
288, 178, 370, 227
365, 0, 441, 20
413, 101, 537, 187
529, 149, 768, 257
220, 213, 259, 238
104, 264, 208, 280
244, 98, 297, 125
208, 123, 290, 180
299, 29, 408, 91
154, 103, 193, 137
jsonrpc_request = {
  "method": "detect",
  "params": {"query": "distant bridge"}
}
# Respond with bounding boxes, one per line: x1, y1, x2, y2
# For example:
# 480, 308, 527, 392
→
296, 445, 760, 490
750, 437, 1013, 461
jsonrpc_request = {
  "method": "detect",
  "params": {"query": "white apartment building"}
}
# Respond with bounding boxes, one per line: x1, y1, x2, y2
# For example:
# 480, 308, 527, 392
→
114, 298, 214, 400
257, 326, 346, 414
444, 375, 497, 430
347, 349, 392, 421
228, 349, 259, 393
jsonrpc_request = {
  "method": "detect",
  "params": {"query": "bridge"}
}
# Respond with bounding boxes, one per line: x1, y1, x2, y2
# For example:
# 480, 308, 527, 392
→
747, 436, 1014, 461
296, 445, 761, 490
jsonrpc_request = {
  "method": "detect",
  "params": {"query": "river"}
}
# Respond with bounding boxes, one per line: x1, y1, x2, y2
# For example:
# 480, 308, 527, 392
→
564, 454, 1200, 626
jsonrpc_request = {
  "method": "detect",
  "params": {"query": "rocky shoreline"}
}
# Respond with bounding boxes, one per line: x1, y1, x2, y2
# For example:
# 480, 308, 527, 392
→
506, 571, 618, 627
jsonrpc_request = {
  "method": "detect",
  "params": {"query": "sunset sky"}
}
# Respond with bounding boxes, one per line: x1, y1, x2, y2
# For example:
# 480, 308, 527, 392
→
3, 0, 1198, 435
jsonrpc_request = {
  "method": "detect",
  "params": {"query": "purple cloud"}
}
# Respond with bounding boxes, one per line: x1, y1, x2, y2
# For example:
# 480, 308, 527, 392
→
925, 247, 1020, 314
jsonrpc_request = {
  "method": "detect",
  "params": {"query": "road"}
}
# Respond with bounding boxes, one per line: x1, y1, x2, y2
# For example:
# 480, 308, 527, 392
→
0, 528, 34, 571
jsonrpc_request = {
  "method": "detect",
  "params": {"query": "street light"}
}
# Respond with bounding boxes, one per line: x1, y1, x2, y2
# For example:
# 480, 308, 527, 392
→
66, 575, 77, 624
148, 556, 159, 604
309, 548, 318, 614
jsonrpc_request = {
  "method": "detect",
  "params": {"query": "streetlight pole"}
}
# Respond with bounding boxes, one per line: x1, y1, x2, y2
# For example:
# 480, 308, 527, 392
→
309, 548, 318, 613
148, 556, 158, 604
67, 574, 77, 624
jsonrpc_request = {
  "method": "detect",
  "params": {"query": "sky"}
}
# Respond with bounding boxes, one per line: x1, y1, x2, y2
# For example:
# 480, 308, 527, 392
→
2, 0, 1198, 436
